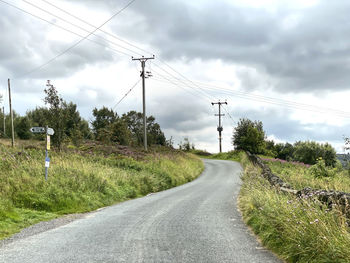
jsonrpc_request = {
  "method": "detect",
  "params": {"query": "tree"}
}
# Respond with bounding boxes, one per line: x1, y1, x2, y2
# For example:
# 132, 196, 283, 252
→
232, 118, 266, 154
63, 102, 91, 145
91, 107, 117, 136
264, 140, 277, 157
121, 111, 143, 144
275, 142, 294, 160
42, 80, 92, 148
108, 119, 132, 145
121, 111, 166, 146
91, 107, 131, 145
179, 137, 191, 151
16, 116, 32, 140
345, 136, 350, 152
293, 141, 337, 167
44, 81, 65, 150
146, 116, 166, 146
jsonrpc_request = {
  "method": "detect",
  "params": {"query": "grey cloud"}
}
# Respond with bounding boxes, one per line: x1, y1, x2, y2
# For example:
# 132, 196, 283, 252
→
104, 0, 350, 93
231, 106, 350, 144
149, 96, 214, 132
44, 0, 350, 93
0, 4, 116, 80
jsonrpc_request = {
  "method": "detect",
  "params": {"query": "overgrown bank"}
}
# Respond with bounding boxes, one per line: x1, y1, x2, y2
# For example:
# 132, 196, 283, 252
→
0, 141, 204, 240
237, 153, 350, 263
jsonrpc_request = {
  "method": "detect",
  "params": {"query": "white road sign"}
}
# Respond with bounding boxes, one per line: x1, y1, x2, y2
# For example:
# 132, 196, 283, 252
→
30, 127, 46, 133
47, 128, 54, 136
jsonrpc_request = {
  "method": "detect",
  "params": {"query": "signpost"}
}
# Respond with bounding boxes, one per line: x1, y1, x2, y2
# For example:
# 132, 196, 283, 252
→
30, 127, 46, 133
30, 126, 54, 180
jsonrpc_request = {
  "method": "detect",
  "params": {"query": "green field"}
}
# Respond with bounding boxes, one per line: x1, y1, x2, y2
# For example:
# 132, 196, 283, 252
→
0, 140, 204, 240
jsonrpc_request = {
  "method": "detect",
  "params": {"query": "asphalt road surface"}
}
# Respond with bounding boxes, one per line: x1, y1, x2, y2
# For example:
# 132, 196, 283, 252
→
0, 159, 281, 263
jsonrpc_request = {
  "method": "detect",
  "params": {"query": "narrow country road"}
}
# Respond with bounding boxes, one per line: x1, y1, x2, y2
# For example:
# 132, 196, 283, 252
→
0, 159, 281, 263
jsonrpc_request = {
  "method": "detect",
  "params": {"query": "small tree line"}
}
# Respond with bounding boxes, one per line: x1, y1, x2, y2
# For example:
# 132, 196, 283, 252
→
0, 82, 166, 149
232, 118, 339, 167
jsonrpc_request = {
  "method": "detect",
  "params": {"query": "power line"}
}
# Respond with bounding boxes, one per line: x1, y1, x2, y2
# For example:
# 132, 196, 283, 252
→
40, 0, 153, 57
0, 0, 137, 78
0, 0, 134, 63
3, 0, 221, 104
151, 73, 212, 102
40, 0, 217, 98
112, 79, 141, 111
222, 104, 235, 126
152, 63, 215, 102
151, 74, 350, 118
22, 0, 142, 57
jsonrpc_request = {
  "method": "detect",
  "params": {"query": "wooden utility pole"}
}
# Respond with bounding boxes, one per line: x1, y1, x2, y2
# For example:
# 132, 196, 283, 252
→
132, 55, 155, 151
211, 101, 227, 153
8, 79, 14, 147
2, 106, 5, 137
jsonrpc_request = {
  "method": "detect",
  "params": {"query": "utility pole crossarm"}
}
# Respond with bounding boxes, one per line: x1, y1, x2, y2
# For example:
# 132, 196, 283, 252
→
132, 55, 155, 61
132, 55, 155, 151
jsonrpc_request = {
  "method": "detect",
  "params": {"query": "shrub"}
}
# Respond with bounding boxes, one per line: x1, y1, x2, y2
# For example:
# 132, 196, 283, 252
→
308, 158, 335, 178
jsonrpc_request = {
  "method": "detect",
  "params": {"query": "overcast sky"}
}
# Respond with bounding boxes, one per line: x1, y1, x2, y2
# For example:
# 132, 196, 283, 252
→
1, 0, 350, 153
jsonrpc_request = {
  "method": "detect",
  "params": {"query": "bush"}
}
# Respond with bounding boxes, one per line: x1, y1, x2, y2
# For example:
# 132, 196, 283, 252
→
308, 158, 335, 178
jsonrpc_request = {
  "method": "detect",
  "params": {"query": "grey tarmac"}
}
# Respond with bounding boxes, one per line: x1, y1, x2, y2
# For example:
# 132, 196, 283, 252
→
0, 159, 281, 263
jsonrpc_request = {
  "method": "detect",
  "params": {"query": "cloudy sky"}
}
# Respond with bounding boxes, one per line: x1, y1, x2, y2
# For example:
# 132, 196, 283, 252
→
1, 0, 350, 153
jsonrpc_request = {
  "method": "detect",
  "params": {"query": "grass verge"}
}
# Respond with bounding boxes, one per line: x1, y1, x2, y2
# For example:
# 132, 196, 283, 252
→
238, 153, 350, 263
0, 141, 204, 240
262, 158, 350, 192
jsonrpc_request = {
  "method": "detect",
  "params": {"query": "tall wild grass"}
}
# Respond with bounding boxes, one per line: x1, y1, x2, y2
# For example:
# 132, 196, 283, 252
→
0, 142, 203, 239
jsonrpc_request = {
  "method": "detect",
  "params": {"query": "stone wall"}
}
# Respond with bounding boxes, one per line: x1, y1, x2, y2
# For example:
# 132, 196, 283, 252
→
246, 151, 350, 217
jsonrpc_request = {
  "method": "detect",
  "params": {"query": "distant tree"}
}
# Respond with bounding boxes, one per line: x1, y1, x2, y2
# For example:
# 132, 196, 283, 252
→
146, 116, 166, 146
16, 116, 32, 140
2, 110, 21, 139
121, 111, 166, 146
232, 118, 266, 154
121, 111, 143, 144
322, 143, 337, 167
44, 81, 65, 150
91, 107, 117, 136
165, 136, 174, 148
26, 107, 49, 127
63, 102, 91, 146
39, 80, 92, 148
293, 141, 336, 167
178, 137, 192, 151
275, 142, 294, 160
108, 119, 132, 145
264, 140, 277, 157
345, 136, 350, 152
91, 107, 131, 145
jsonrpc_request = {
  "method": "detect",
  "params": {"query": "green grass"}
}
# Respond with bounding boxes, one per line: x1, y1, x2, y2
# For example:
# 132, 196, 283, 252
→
196, 150, 244, 162
239, 153, 350, 263
263, 158, 350, 192
0, 141, 204, 240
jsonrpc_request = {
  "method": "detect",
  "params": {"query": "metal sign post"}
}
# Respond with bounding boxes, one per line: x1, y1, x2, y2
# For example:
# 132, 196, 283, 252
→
30, 126, 54, 180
